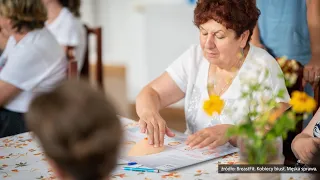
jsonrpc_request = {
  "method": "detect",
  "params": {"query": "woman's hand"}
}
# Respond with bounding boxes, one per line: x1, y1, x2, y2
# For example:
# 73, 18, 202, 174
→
139, 110, 175, 148
185, 124, 233, 149
292, 133, 320, 164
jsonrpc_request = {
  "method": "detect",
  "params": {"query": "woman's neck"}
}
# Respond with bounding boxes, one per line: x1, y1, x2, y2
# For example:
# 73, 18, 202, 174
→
216, 45, 250, 72
12, 31, 28, 44
46, 2, 63, 24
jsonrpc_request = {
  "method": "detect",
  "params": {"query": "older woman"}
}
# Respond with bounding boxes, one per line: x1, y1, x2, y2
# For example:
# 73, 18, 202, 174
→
42, 0, 86, 71
292, 108, 320, 164
136, 0, 290, 149
0, 0, 66, 137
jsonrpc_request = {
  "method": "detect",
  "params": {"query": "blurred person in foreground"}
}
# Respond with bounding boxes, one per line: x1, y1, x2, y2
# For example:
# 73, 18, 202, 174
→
0, 0, 66, 137
26, 80, 122, 180
136, 0, 290, 149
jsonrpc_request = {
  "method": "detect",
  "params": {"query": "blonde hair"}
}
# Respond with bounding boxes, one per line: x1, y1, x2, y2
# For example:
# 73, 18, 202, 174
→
0, 0, 47, 33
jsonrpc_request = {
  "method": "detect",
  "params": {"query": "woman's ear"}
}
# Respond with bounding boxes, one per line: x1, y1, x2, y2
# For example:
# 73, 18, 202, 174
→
240, 30, 250, 49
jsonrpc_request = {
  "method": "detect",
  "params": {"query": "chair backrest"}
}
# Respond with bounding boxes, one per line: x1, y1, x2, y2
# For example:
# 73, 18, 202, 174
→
66, 46, 78, 79
277, 59, 320, 166
81, 25, 103, 89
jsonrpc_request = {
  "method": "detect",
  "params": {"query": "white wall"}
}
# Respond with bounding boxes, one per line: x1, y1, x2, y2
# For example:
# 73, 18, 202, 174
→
81, 0, 199, 106
80, 0, 97, 26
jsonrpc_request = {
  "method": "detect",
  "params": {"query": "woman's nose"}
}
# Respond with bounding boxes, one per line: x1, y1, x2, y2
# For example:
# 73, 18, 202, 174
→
205, 34, 216, 49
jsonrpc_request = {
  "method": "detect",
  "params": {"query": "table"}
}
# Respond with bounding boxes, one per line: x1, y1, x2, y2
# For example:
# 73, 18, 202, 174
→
0, 118, 314, 180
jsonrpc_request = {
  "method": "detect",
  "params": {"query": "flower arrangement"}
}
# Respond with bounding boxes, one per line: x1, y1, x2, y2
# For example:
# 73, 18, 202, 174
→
203, 57, 316, 164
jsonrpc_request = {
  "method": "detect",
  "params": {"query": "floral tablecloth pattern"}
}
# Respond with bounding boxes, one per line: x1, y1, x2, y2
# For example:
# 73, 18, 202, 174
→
0, 120, 315, 180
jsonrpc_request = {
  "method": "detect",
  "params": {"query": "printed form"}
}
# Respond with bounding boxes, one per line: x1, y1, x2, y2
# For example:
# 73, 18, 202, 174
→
119, 117, 239, 171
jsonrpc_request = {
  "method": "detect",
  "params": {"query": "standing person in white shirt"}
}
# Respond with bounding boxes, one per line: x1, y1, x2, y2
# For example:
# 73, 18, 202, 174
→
42, 0, 86, 72
0, 0, 67, 138
136, 0, 291, 149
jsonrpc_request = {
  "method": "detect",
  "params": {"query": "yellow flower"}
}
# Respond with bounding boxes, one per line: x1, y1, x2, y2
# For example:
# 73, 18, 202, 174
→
277, 56, 287, 67
203, 95, 224, 116
290, 60, 299, 71
289, 91, 317, 113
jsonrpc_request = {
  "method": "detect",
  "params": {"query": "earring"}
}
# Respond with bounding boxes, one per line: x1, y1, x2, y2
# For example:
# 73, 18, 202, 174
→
237, 48, 245, 60
240, 48, 244, 58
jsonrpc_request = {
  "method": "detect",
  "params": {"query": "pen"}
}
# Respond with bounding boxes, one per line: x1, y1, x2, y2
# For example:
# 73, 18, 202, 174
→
123, 167, 159, 173
117, 162, 137, 166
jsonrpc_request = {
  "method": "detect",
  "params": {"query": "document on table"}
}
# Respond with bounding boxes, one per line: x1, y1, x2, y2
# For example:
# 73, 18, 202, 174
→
119, 117, 239, 172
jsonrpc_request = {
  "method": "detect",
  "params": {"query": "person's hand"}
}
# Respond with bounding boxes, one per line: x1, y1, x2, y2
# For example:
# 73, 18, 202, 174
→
292, 134, 320, 164
303, 56, 320, 87
185, 124, 233, 149
138, 110, 175, 148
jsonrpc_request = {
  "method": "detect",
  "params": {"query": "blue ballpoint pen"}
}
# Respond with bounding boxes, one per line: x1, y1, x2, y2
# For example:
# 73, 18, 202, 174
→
117, 162, 137, 166
123, 167, 160, 173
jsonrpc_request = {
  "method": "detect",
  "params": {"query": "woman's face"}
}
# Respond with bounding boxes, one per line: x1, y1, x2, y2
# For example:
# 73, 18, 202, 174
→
199, 20, 249, 68
0, 16, 12, 35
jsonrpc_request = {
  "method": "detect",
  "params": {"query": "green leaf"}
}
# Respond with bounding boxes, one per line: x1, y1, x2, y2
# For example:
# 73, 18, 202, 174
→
277, 89, 285, 98
278, 73, 284, 78
264, 69, 270, 78
241, 92, 249, 98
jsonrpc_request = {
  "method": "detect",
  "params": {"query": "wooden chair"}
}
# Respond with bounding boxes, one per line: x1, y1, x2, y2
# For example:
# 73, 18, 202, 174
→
66, 46, 78, 79
277, 59, 320, 166
81, 25, 103, 89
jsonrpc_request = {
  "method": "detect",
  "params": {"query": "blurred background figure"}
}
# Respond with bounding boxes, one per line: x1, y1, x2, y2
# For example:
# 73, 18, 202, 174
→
251, 0, 320, 126
0, 0, 66, 138
26, 80, 122, 180
42, 0, 86, 72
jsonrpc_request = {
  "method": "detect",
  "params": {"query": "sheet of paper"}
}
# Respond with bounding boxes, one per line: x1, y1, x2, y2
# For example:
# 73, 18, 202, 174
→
119, 117, 239, 172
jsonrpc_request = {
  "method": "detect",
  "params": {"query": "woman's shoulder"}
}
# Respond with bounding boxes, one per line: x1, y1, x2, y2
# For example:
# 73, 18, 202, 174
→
57, 8, 82, 30
15, 29, 64, 59
247, 44, 281, 72
249, 44, 277, 64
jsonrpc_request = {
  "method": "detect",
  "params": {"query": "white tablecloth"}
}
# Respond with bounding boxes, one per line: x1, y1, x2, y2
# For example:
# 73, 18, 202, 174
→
0, 118, 314, 180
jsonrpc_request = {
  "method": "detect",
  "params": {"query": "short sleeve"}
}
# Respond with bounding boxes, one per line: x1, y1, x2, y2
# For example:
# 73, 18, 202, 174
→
241, 46, 291, 106
255, 51, 291, 103
57, 19, 81, 46
166, 46, 199, 93
0, 48, 50, 91
268, 59, 291, 103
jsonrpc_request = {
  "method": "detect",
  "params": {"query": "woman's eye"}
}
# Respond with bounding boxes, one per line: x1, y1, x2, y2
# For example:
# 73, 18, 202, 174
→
202, 32, 208, 36
215, 34, 225, 39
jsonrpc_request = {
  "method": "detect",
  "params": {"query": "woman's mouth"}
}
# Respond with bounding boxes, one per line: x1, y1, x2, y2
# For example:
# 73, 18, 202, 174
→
206, 52, 219, 58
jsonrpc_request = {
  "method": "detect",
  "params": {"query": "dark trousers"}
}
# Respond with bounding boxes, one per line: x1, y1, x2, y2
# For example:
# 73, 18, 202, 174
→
0, 108, 27, 138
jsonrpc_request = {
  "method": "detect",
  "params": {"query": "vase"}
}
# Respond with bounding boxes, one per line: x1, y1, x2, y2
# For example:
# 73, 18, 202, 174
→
236, 136, 284, 180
